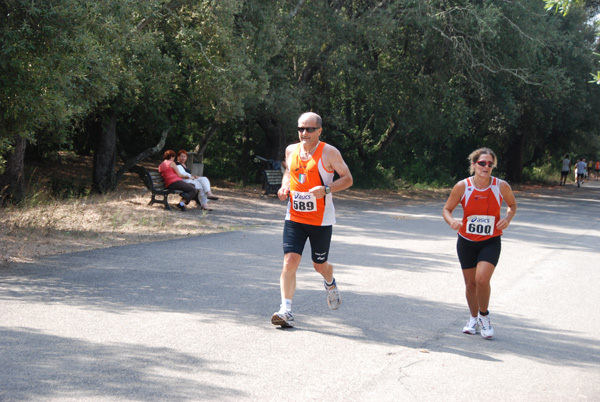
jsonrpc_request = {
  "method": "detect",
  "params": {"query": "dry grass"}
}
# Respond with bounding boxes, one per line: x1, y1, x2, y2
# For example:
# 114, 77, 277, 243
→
0, 153, 451, 267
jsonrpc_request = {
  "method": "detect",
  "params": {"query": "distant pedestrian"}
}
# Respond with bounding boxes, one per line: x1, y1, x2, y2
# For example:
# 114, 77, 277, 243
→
560, 154, 571, 186
576, 158, 587, 187
595, 161, 599, 181
442, 147, 517, 339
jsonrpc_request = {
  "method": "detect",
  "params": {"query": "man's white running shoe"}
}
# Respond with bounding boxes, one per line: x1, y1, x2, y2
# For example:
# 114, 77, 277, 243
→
325, 279, 341, 310
462, 316, 478, 335
271, 311, 294, 327
478, 313, 495, 339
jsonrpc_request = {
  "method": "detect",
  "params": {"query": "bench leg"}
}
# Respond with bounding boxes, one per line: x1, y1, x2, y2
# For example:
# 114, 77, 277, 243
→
163, 195, 172, 210
149, 193, 173, 210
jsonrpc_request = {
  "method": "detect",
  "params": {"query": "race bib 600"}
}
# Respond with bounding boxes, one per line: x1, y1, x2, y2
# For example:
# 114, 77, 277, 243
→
466, 215, 495, 235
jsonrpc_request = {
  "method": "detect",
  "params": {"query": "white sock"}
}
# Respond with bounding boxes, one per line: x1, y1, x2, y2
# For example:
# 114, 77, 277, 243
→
280, 298, 292, 313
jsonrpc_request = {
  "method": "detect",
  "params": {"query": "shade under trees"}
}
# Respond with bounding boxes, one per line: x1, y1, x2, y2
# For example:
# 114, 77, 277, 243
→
1, 0, 599, 203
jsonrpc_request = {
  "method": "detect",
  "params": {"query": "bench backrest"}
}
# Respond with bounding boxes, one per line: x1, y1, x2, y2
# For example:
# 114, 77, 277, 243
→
142, 169, 167, 192
264, 169, 283, 184
148, 171, 167, 191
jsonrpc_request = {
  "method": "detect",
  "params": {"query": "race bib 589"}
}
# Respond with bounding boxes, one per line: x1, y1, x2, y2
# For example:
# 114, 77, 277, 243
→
291, 191, 317, 212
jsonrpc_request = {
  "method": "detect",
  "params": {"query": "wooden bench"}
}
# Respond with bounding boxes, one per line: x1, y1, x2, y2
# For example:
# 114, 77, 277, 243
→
141, 168, 183, 210
262, 169, 283, 195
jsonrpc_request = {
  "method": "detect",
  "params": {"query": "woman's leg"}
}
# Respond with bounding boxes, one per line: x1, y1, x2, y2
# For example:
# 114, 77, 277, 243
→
474, 261, 495, 313
461, 267, 479, 317
168, 181, 197, 204
198, 177, 211, 194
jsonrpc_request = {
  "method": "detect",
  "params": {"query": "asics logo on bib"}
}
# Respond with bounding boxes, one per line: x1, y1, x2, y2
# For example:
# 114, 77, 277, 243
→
294, 193, 313, 201
470, 216, 491, 224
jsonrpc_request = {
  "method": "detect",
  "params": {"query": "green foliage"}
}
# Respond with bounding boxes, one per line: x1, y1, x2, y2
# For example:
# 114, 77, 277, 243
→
544, 0, 585, 15
2, 0, 600, 191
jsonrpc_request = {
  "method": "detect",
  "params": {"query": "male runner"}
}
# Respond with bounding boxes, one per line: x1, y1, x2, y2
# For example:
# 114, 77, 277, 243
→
576, 158, 587, 187
560, 154, 570, 186
271, 112, 353, 327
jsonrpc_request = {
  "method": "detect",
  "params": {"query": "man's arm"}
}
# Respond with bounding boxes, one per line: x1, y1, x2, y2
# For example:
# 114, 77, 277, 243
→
277, 145, 294, 201
309, 145, 353, 198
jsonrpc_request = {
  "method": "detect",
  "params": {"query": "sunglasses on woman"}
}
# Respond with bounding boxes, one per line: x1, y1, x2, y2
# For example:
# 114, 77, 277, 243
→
298, 127, 320, 133
475, 161, 494, 167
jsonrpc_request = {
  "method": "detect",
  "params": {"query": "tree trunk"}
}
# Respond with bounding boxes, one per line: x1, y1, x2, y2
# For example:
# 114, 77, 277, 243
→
92, 112, 117, 194
116, 127, 171, 183
0, 135, 26, 205
257, 115, 286, 161
505, 132, 524, 183
193, 121, 221, 156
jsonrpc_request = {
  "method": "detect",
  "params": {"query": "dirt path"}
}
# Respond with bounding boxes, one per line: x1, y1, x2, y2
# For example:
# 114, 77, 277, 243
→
0, 154, 568, 269
0, 176, 452, 267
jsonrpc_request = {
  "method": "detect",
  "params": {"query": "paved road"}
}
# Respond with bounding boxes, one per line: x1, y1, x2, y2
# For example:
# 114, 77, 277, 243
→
1, 181, 599, 401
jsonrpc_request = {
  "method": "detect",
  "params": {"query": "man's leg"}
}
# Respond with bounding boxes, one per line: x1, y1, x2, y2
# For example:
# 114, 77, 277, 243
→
313, 261, 333, 283
272, 221, 308, 327
271, 253, 301, 327
281, 253, 301, 301
307, 225, 340, 309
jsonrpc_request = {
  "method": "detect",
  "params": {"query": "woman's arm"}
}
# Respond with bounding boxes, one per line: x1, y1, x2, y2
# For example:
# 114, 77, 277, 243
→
497, 181, 517, 230
442, 181, 465, 231
171, 162, 189, 179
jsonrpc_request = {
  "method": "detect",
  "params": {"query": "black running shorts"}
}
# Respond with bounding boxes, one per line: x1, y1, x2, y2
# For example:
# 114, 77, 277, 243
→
283, 220, 332, 263
456, 235, 501, 270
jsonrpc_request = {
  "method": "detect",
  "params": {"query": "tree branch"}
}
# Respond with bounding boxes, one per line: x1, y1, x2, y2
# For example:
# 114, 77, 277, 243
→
115, 126, 171, 184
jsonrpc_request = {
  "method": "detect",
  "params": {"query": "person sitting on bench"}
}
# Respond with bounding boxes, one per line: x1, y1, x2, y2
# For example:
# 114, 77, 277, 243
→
158, 150, 198, 211
176, 150, 218, 211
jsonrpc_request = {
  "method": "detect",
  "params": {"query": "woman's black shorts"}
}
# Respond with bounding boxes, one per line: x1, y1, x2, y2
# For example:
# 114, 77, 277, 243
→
456, 235, 501, 270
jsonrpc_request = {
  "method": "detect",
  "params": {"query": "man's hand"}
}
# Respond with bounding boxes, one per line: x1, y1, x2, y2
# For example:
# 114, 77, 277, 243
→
278, 187, 290, 201
309, 186, 327, 199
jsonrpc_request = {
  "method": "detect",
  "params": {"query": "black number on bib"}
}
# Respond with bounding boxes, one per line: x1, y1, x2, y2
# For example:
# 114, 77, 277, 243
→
293, 199, 315, 212
294, 200, 308, 210
468, 223, 492, 235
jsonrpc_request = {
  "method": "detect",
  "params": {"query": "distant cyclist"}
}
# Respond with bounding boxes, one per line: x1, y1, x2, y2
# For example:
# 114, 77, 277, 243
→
442, 148, 517, 339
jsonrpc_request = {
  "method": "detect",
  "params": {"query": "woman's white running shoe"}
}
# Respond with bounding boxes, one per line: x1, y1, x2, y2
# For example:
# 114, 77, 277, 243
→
462, 316, 478, 335
478, 313, 495, 339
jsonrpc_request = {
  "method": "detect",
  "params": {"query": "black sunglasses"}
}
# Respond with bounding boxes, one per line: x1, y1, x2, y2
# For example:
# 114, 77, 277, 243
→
298, 127, 320, 133
476, 161, 494, 167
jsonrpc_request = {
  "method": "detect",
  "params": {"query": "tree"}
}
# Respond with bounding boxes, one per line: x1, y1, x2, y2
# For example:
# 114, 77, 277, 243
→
90, 0, 273, 192
0, 0, 126, 202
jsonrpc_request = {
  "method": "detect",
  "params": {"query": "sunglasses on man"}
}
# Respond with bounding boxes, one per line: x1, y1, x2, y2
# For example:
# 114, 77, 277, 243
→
475, 161, 494, 167
298, 127, 320, 133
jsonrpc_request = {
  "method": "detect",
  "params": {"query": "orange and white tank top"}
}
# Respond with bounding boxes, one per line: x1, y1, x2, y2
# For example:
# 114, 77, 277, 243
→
285, 142, 335, 226
458, 176, 503, 242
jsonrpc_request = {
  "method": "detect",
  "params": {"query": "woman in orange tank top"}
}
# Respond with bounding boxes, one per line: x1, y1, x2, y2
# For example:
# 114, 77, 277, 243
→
443, 148, 517, 339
